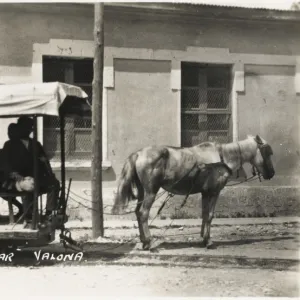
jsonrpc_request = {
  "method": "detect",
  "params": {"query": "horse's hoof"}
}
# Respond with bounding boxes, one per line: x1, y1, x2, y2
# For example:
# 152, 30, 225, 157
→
206, 241, 215, 249
142, 242, 151, 250
201, 238, 208, 247
150, 247, 159, 253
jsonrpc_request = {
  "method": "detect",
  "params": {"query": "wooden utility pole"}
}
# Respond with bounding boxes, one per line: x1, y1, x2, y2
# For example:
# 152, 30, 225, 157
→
91, 2, 104, 238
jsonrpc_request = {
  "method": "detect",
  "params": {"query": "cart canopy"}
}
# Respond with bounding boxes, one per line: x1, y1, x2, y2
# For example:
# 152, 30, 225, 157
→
0, 82, 89, 117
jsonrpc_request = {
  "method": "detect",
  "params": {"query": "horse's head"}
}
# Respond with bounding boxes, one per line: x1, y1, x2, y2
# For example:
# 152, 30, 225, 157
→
250, 135, 275, 180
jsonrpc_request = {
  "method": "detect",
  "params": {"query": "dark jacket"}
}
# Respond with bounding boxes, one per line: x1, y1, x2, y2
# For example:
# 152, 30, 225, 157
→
2, 138, 47, 177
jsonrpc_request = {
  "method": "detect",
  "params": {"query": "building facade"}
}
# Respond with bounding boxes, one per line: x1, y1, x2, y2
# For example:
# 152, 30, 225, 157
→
0, 3, 299, 218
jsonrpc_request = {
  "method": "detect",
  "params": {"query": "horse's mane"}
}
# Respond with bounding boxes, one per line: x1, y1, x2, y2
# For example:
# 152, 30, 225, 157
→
220, 135, 261, 166
195, 141, 216, 148
169, 134, 265, 156
169, 142, 216, 150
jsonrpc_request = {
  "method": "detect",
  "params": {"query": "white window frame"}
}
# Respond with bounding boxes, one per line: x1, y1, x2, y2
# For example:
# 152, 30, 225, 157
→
171, 59, 241, 144
180, 63, 233, 146
31, 39, 110, 168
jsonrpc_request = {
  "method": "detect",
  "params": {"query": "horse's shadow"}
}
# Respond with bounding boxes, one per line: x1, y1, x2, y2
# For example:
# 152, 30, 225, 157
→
155, 236, 295, 251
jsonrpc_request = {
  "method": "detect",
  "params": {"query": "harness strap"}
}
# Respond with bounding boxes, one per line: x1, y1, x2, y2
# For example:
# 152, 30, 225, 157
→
218, 144, 225, 163
218, 144, 234, 176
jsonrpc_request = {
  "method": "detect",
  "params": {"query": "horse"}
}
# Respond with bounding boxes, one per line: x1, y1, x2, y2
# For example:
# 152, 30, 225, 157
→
111, 134, 275, 250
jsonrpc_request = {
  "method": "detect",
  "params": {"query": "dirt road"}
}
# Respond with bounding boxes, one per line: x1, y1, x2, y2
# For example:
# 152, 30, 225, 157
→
69, 220, 300, 259
0, 264, 298, 297
0, 220, 299, 297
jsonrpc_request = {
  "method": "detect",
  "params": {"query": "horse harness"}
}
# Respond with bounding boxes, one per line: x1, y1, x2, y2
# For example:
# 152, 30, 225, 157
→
159, 140, 273, 212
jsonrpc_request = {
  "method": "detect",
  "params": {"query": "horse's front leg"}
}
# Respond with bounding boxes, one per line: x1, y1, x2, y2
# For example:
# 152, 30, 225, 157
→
200, 193, 209, 239
203, 192, 220, 249
135, 192, 157, 250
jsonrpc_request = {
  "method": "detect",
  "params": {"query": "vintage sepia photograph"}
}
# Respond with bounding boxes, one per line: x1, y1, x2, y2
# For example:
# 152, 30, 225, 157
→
0, 0, 299, 297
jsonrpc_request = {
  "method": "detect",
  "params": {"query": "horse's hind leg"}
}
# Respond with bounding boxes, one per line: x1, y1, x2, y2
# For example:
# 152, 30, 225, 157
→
135, 191, 157, 250
134, 187, 144, 243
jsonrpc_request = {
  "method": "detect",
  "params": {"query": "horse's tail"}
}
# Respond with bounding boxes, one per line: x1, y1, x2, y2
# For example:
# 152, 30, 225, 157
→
111, 153, 140, 215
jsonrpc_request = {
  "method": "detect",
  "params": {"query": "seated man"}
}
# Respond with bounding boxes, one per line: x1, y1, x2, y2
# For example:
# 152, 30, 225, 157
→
2, 117, 60, 223
0, 123, 35, 219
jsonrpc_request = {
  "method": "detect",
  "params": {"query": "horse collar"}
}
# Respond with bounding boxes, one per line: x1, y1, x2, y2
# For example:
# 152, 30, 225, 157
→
218, 144, 242, 175
218, 145, 232, 172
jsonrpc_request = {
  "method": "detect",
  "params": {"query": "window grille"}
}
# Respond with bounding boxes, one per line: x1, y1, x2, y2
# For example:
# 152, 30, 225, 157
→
42, 56, 93, 161
181, 63, 232, 146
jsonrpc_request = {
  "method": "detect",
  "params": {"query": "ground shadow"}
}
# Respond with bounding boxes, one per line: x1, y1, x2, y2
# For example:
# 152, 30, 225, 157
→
82, 241, 137, 260
0, 241, 137, 267
0, 236, 297, 268
156, 236, 295, 251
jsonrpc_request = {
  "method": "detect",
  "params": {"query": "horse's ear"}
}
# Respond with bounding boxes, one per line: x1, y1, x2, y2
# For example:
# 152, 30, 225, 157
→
255, 135, 263, 144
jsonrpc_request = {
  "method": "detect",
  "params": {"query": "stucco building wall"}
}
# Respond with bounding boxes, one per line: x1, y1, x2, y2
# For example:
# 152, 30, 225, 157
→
0, 4, 299, 219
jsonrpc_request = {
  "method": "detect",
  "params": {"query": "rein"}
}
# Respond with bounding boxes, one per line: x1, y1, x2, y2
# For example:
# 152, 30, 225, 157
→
225, 174, 259, 186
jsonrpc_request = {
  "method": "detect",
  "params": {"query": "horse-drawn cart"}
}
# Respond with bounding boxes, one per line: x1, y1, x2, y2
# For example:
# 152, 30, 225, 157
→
0, 82, 89, 250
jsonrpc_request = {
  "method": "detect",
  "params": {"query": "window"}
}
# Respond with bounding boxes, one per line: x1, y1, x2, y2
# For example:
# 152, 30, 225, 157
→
42, 56, 93, 161
181, 63, 232, 146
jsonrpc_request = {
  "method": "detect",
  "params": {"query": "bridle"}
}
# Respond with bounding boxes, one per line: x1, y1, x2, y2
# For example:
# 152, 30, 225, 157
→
251, 160, 261, 182
252, 138, 274, 181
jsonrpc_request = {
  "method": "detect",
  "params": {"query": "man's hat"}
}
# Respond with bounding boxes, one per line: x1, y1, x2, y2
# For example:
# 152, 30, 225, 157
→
17, 116, 34, 128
